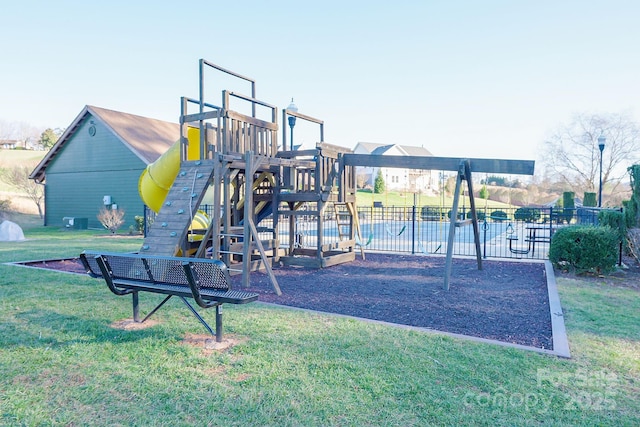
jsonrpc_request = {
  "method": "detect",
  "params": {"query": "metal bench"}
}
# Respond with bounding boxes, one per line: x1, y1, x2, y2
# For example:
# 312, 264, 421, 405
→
79, 251, 258, 342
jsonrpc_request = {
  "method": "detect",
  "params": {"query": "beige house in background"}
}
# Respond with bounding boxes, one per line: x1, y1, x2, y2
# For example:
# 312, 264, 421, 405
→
353, 142, 438, 194
1, 140, 19, 149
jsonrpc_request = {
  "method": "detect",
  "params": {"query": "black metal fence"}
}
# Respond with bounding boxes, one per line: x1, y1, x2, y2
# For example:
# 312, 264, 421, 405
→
354, 206, 554, 260
282, 205, 612, 261
146, 204, 619, 261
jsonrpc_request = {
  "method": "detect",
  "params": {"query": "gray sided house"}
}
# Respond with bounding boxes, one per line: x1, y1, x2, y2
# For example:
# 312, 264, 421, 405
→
30, 106, 178, 230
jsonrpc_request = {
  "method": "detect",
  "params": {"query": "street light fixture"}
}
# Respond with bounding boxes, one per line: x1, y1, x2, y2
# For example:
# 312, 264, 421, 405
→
598, 134, 606, 207
287, 98, 298, 151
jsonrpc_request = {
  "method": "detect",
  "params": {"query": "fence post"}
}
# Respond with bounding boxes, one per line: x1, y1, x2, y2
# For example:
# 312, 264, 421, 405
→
482, 219, 487, 259
620, 207, 624, 266
143, 205, 148, 237
411, 204, 416, 254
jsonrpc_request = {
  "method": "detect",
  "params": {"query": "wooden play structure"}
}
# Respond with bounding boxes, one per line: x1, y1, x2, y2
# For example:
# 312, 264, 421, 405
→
138, 59, 535, 291
139, 60, 363, 294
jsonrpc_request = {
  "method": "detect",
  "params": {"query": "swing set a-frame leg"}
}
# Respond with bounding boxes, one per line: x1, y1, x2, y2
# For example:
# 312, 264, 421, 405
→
443, 160, 482, 290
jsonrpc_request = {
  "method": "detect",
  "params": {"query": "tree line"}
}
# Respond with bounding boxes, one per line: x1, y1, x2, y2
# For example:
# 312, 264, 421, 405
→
0, 119, 63, 150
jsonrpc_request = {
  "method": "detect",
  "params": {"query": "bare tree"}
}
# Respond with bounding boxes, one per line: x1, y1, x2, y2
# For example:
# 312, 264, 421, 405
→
0, 119, 44, 148
356, 172, 369, 189
0, 165, 44, 217
97, 207, 126, 234
541, 112, 640, 200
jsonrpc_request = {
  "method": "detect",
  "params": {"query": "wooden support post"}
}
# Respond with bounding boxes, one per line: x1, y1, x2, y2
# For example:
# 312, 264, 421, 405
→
222, 160, 233, 266
240, 151, 281, 294
208, 154, 224, 260
444, 164, 464, 291
272, 170, 281, 263
247, 216, 282, 295
464, 161, 483, 271
317, 200, 324, 262
242, 152, 253, 287
444, 160, 483, 290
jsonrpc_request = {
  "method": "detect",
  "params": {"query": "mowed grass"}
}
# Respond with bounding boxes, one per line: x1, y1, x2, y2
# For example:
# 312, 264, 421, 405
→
0, 150, 46, 192
0, 149, 46, 167
0, 150, 47, 214
0, 226, 638, 426
356, 189, 514, 210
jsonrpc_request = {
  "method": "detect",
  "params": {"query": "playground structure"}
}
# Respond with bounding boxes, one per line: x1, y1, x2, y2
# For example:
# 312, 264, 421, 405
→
136, 59, 535, 291
137, 60, 364, 294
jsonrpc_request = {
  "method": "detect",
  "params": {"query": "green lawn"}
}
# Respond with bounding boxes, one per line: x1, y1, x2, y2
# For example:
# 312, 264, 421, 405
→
0, 149, 46, 167
0, 226, 638, 426
356, 189, 514, 209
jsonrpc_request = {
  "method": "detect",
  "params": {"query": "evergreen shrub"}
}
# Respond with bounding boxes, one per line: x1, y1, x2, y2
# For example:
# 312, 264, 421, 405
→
134, 215, 145, 234
598, 209, 626, 242
421, 206, 441, 220
374, 170, 385, 194
583, 192, 597, 207
490, 210, 508, 222
549, 225, 619, 274
467, 210, 486, 221
623, 200, 635, 229
627, 164, 640, 227
447, 210, 464, 220
560, 191, 575, 223
514, 207, 541, 222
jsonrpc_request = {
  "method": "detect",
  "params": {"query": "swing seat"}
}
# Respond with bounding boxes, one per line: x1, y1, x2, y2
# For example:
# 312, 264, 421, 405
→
356, 233, 374, 246
385, 224, 406, 237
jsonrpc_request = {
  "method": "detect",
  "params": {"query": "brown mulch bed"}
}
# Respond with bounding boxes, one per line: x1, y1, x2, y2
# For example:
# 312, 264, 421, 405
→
22, 253, 554, 350
238, 254, 553, 350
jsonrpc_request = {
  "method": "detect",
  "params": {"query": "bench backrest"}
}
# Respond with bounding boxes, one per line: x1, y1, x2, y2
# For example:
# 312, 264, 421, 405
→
80, 251, 231, 292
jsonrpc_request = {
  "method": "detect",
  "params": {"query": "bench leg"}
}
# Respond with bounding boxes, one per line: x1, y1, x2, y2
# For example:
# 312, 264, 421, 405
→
141, 295, 173, 323
179, 297, 223, 342
132, 292, 139, 322
216, 305, 223, 343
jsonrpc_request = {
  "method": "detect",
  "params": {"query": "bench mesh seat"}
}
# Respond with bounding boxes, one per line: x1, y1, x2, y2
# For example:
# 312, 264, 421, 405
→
108, 279, 258, 304
79, 250, 258, 341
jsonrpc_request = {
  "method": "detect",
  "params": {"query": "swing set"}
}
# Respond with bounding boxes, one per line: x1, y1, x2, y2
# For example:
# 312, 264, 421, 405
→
342, 153, 535, 290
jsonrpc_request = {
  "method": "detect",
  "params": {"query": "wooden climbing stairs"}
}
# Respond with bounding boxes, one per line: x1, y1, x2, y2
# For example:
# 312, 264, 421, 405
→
141, 161, 215, 256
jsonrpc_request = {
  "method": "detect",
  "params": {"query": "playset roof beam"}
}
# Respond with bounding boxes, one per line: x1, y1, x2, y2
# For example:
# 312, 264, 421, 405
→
341, 154, 535, 175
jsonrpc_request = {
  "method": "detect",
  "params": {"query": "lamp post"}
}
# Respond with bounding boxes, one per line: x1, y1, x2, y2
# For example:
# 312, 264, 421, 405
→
287, 98, 298, 151
598, 134, 606, 207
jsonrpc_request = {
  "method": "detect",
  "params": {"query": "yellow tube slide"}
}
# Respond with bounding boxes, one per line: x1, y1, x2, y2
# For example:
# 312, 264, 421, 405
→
138, 127, 201, 213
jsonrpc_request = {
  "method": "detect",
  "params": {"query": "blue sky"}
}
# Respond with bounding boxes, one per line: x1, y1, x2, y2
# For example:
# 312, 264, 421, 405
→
1, 1, 638, 165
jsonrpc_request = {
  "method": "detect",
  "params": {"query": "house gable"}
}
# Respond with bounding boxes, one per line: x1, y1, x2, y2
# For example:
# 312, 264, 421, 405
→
46, 115, 143, 176
373, 145, 405, 156
44, 114, 148, 229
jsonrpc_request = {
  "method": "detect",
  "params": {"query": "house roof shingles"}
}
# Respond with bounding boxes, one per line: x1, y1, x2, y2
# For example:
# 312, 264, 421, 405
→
30, 105, 179, 182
